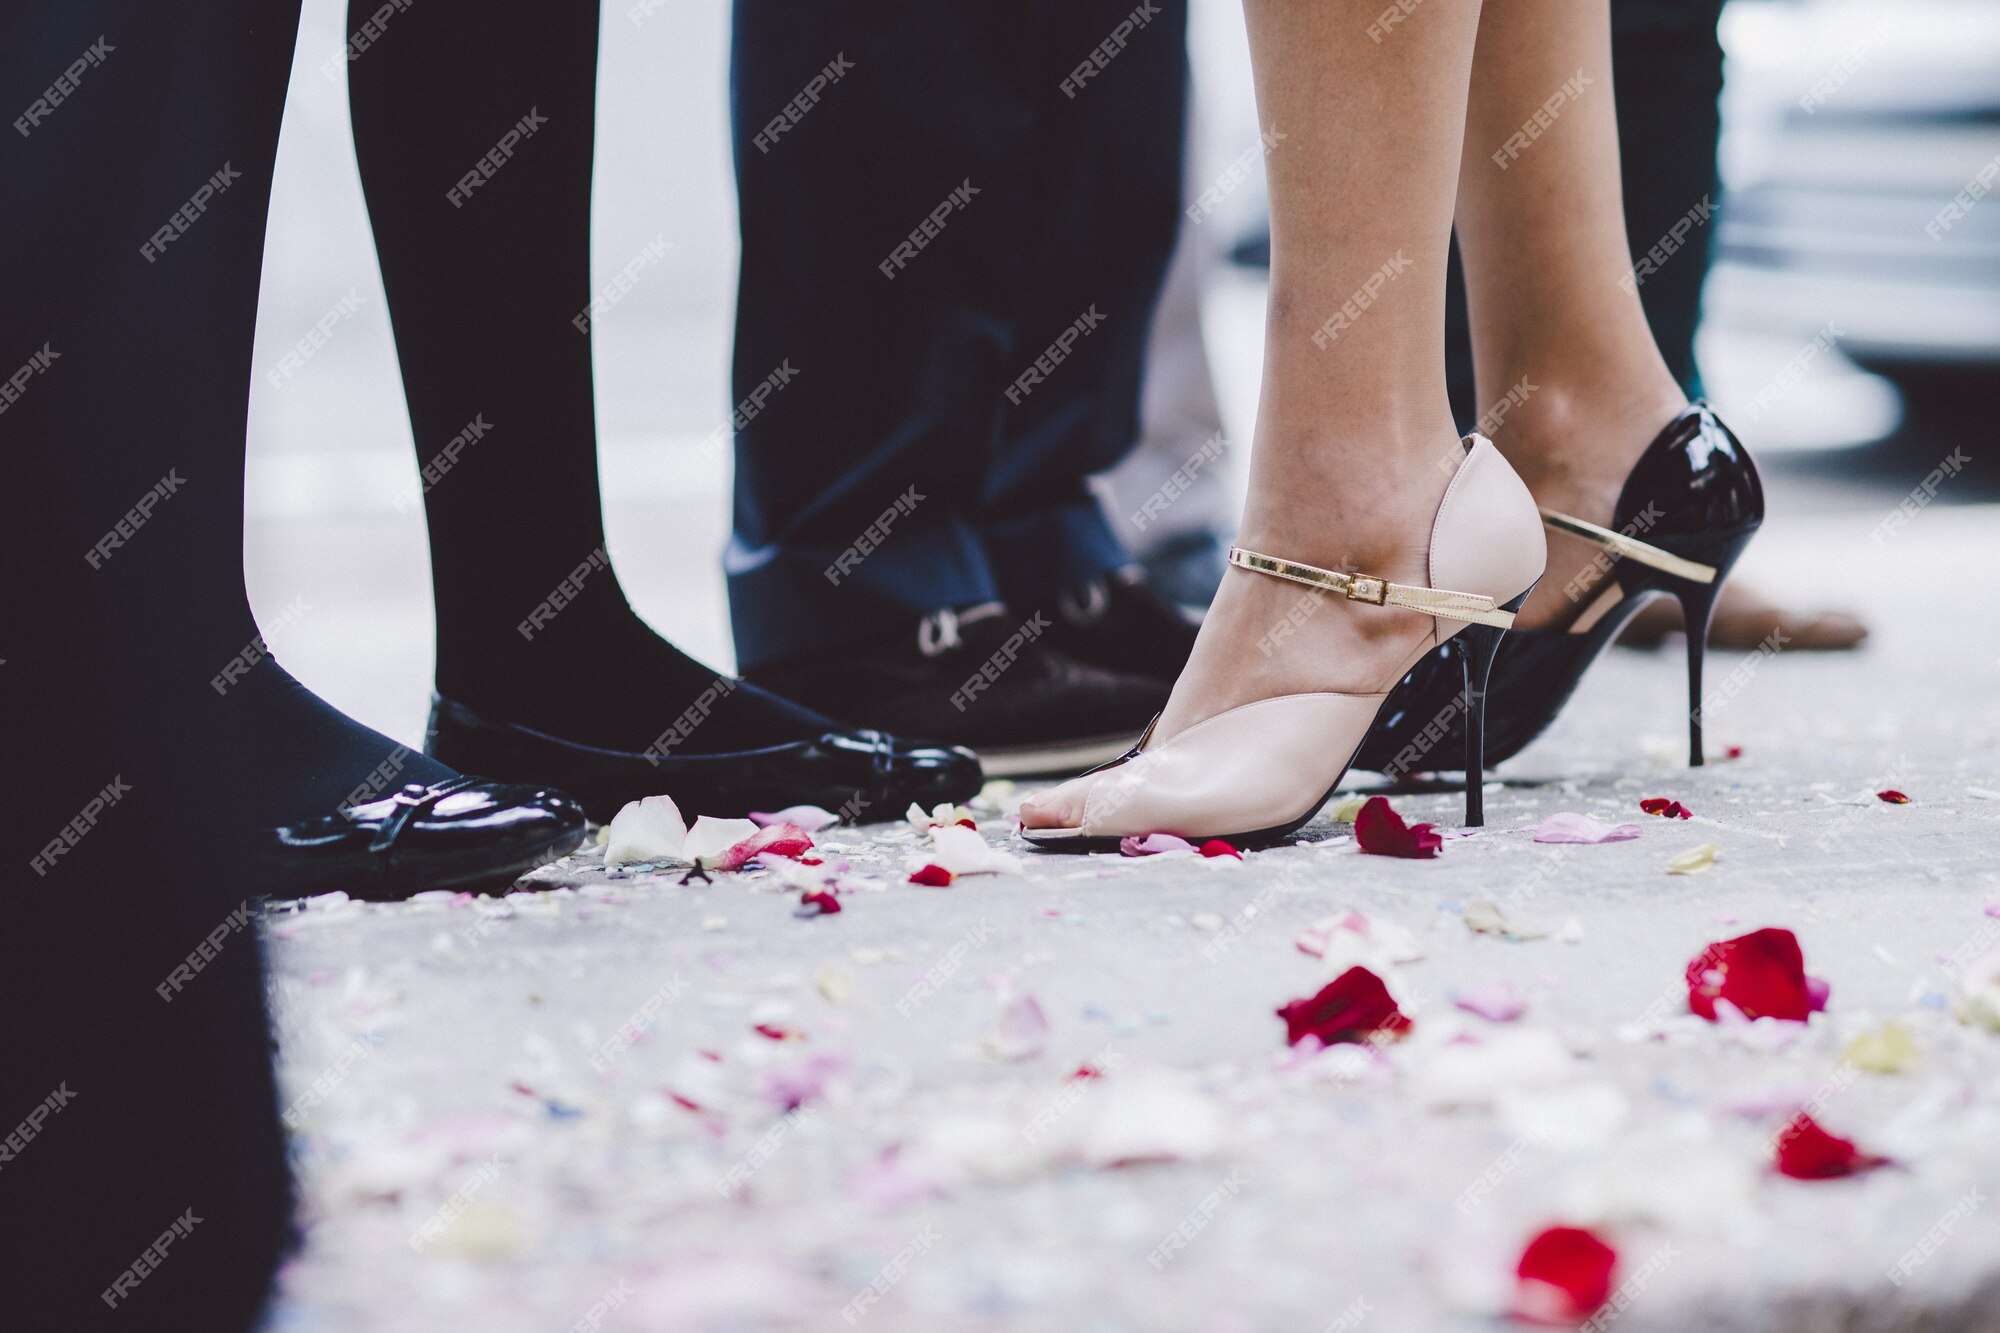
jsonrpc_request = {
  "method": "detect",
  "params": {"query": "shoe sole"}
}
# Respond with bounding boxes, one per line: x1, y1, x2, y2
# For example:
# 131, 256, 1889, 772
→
1019, 750, 1361, 854
977, 732, 1144, 780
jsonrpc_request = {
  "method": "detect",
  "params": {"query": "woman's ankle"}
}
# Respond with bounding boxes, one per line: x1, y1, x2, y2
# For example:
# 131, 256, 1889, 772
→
1484, 375, 1687, 498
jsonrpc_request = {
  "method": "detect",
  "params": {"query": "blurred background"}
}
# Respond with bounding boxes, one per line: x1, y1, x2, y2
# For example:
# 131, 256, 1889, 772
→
247, 0, 2000, 751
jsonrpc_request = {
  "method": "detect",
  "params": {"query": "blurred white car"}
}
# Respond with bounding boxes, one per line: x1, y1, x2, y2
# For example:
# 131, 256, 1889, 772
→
1707, 0, 2000, 368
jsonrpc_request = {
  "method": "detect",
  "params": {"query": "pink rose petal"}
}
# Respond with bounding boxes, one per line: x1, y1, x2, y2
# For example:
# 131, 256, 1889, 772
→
982, 991, 1049, 1061
1531, 812, 1642, 845
714, 821, 815, 871
1452, 980, 1526, 1022
748, 804, 841, 832
1120, 832, 1195, 857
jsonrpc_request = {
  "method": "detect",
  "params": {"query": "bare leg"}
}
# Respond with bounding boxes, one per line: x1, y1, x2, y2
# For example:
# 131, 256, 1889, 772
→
1025, 0, 1484, 827
1454, 0, 1689, 629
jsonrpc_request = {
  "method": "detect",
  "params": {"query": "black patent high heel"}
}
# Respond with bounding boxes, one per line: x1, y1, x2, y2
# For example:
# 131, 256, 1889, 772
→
1355, 402, 1764, 777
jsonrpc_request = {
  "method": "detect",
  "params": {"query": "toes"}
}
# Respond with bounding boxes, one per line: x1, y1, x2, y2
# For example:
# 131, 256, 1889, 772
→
1020, 778, 1091, 830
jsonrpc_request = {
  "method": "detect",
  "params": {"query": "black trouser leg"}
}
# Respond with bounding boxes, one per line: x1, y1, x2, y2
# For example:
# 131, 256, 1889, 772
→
3, 5, 305, 1325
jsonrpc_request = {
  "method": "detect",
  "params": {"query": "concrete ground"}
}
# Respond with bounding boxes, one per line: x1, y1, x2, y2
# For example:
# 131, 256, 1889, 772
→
265, 503, 2000, 1333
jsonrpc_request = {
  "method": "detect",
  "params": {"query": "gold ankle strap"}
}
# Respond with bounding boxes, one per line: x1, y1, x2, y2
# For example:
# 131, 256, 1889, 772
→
1227, 547, 1518, 629
1537, 508, 1717, 585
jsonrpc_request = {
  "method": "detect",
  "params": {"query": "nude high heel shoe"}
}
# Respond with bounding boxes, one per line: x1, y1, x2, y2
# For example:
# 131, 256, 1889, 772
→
1020, 435, 1546, 849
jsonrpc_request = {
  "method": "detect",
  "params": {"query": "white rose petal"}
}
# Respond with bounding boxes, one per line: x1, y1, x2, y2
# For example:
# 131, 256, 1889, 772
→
604, 794, 689, 865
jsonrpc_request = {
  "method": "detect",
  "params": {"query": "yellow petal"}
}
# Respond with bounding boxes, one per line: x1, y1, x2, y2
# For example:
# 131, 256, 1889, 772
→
816, 963, 853, 1004
1329, 796, 1369, 824
1841, 1020, 1920, 1074
1665, 842, 1721, 875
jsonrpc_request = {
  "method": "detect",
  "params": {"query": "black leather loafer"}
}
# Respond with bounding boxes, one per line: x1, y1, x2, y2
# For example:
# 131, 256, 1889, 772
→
272, 775, 587, 901
425, 695, 983, 824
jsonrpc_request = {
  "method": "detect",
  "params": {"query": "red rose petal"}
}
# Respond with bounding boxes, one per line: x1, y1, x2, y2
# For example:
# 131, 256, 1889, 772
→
1877, 790, 1912, 805
1685, 927, 1813, 1022
1724, 745, 1744, 760
798, 889, 842, 916
666, 1091, 702, 1112
1353, 796, 1442, 860
1070, 1064, 1104, 1080
955, 817, 978, 829
1773, 1113, 1889, 1179
1198, 839, 1243, 860
1513, 1225, 1617, 1324
908, 864, 954, 887
1640, 797, 1692, 819
1275, 966, 1412, 1047
753, 1023, 801, 1042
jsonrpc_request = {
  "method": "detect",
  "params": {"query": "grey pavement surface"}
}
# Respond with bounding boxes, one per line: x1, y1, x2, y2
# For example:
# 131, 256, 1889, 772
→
266, 505, 2000, 1333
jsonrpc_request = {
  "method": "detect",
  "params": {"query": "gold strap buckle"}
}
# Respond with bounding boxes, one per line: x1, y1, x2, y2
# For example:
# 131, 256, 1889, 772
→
1343, 575, 1389, 605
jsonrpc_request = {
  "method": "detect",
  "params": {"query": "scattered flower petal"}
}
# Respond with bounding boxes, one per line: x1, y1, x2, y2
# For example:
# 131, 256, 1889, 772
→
1328, 796, 1368, 824
1354, 796, 1442, 859
1070, 1068, 1223, 1166
925, 824, 1023, 876
1120, 832, 1195, 857
908, 864, 955, 887
1531, 812, 1641, 844
983, 991, 1049, 1061
1465, 900, 1547, 941
907, 801, 977, 832
797, 889, 842, 916
684, 816, 762, 868
1512, 1226, 1617, 1326
1413, 1028, 1576, 1107
753, 1023, 802, 1042
1841, 1020, 1919, 1074
603, 794, 689, 866
1500, 1083, 1628, 1154
1952, 950, 2000, 1032
1686, 927, 1816, 1022
748, 804, 841, 831
1198, 839, 1243, 859
1295, 910, 1427, 966
1640, 797, 1692, 819
759, 1051, 850, 1111
815, 964, 852, 1003
1453, 980, 1526, 1022
1724, 745, 1744, 760
1876, 789, 1912, 804
715, 821, 815, 872
1275, 966, 1412, 1047
1773, 1113, 1889, 1179
1665, 842, 1720, 875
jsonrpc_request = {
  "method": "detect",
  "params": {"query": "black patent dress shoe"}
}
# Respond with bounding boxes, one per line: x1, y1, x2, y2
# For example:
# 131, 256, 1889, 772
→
426, 696, 982, 825
1354, 401, 1764, 778
271, 775, 587, 901
745, 603, 1171, 779
1044, 565, 1203, 685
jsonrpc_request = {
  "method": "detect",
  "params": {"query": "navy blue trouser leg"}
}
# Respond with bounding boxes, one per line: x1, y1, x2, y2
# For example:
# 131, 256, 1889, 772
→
727, 0, 1187, 669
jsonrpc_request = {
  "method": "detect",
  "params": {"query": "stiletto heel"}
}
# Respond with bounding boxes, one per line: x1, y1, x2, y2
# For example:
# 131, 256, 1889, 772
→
1456, 589, 1531, 826
1018, 435, 1546, 849
1356, 402, 1764, 776
1675, 579, 1721, 766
